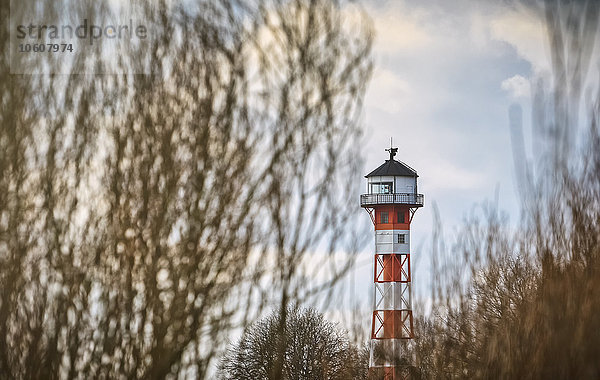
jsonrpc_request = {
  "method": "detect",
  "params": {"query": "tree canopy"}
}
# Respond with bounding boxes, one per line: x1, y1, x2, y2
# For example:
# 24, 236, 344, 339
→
219, 307, 368, 380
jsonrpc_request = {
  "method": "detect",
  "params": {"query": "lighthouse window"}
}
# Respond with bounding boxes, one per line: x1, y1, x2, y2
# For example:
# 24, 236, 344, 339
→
397, 211, 405, 223
397, 234, 406, 244
380, 212, 389, 224
371, 182, 393, 194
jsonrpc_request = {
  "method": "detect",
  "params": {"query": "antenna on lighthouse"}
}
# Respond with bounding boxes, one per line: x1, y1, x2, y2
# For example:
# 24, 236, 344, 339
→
385, 138, 398, 160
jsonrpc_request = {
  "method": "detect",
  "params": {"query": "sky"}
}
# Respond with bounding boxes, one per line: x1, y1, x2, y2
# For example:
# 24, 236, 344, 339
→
335, 0, 554, 327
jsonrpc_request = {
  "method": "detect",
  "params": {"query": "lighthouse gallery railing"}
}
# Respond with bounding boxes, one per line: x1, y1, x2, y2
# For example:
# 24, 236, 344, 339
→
360, 193, 424, 207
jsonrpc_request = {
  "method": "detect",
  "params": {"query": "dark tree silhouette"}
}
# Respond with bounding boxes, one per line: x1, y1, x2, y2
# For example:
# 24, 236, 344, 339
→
218, 307, 368, 380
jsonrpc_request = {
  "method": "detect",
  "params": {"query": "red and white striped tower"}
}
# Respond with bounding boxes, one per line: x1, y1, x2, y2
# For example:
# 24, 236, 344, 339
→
360, 147, 424, 380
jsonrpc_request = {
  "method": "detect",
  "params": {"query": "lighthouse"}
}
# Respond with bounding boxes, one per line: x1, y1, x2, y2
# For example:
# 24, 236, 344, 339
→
360, 147, 424, 380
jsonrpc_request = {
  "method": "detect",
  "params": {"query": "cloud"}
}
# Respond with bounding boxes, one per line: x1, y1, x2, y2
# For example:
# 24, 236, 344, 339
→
421, 160, 486, 191
366, 68, 412, 114
501, 74, 531, 100
489, 7, 549, 74
370, 6, 433, 54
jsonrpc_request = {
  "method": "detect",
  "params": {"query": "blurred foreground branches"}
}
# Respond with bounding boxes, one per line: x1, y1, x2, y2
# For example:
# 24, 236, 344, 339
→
0, 0, 372, 378
410, 1, 600, 378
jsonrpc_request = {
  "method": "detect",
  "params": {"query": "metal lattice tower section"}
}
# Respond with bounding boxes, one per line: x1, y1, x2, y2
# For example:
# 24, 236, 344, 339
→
360, 147, 423, 380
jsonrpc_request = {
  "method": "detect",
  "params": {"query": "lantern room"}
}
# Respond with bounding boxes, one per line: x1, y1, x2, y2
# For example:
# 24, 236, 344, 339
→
360, 148, 423, 208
